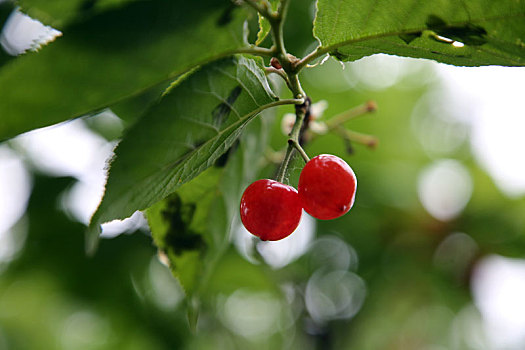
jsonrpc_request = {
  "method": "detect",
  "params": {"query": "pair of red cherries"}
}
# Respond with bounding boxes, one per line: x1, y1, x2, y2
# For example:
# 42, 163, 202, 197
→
240, 154, 357, 241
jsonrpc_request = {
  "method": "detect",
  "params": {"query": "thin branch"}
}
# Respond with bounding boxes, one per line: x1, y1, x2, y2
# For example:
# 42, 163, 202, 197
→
264, 66, 286, 78
235, 46, 276, 57
295, 45, 325, 71
264, 66, 292, 90
255, 98, 305, 112
268, 10, 287, 65
295, 46, 327, 71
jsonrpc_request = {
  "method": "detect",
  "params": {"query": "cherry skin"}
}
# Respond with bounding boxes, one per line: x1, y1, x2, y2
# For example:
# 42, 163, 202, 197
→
298, 154, 357, 220
240, 179, 302, 241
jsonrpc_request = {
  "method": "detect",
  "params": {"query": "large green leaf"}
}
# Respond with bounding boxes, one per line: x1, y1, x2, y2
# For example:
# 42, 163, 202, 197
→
109, 80, 171, 125
0, 0, 247, 141
89, 56, 281, 250
146, 167, 224, 297
314, 0, 525, 66
17, 0, 134, 28
146, 111, 273, 325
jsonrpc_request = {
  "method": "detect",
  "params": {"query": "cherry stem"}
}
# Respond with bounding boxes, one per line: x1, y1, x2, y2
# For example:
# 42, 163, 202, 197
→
289, 139, 310, 162
276, 98, 311, 183
246, 0, 310, 183
276, 148, 293, 183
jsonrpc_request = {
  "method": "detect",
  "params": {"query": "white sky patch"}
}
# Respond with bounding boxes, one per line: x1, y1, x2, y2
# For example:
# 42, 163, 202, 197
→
14, 120, 112, 179
437, 65, 525, 197
472, 255, 525, 350
1, 9, 61, 55
13, 118, 144, 237
99, 212, 148, 238
0, 146, 32, 234
0, 146, 31, 265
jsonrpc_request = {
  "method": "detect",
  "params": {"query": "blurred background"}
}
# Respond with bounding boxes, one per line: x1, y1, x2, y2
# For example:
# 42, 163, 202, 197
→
1, 2, 525, 350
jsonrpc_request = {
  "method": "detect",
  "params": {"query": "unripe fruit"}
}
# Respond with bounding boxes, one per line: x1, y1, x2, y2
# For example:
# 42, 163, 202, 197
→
240, 179, 302, 241
298, 154, 357, 220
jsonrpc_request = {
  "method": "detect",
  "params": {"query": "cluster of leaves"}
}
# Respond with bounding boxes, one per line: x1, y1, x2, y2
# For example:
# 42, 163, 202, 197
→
0, 0, 524, 330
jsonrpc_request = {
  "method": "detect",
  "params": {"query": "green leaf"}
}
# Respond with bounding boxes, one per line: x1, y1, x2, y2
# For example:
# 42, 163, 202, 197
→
0, 0, 248, 141
314, 0, 525, 66
146, 168, 223, 296
255, 0, 279, 45
109, 81, 171, 126
88, 56, 280, 251
17, 0, 135, 28
145, 105, 273, 305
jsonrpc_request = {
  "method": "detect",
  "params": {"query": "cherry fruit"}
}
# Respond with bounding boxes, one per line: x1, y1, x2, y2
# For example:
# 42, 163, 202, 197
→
240, 179, 302, 241
298, 154, 357, 220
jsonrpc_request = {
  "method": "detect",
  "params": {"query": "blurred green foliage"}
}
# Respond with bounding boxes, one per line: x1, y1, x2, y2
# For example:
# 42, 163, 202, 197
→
2, 57, 524, 349
0, 0, 524, 349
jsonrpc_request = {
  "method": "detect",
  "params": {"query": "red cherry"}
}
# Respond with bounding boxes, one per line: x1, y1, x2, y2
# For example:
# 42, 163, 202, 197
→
240, 179, 302, 241
298, 154, 357, 220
